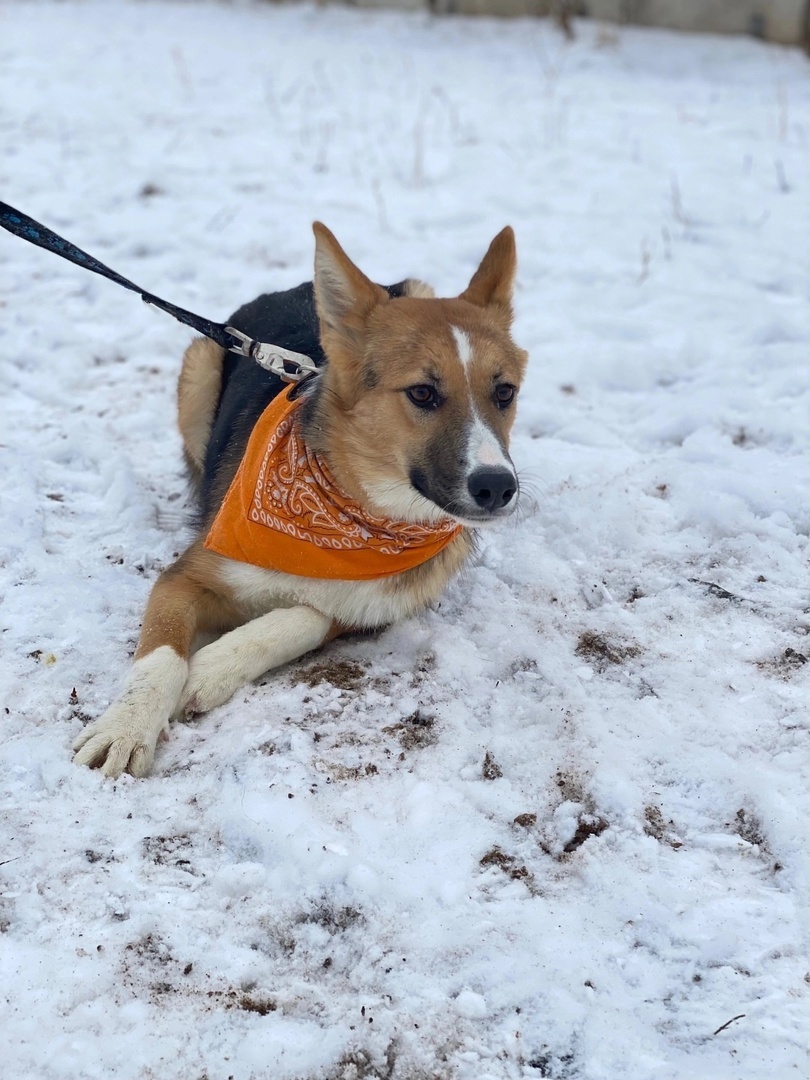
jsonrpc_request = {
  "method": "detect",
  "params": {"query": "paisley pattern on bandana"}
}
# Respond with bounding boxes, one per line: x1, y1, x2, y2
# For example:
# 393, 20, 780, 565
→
205, 386, 463, 580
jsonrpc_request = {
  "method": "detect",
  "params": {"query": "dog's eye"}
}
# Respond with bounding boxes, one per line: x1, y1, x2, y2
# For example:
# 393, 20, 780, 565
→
406, 385, 440, 410
494, 383, 516, 408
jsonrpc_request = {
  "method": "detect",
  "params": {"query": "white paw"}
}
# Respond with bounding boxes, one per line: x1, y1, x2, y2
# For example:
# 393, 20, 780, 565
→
180, 643, 245, 716
72, 704, 168, 779
178, 608, 332, 718
72, 648, 187, 779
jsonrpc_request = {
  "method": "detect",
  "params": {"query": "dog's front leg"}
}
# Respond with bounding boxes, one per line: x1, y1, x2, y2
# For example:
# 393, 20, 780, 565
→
73, 559, 226, 778
180, 606, 334, 716
72, 646, 187, 778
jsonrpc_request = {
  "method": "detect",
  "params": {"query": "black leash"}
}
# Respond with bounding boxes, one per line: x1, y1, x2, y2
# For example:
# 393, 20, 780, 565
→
0, 200, 318, 382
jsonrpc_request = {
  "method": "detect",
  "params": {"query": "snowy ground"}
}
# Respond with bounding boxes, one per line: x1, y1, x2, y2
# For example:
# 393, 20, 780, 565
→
1, 3, 809, 1078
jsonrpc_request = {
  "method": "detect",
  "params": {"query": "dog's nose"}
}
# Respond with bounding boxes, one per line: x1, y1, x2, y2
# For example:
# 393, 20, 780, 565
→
467, 467, 516, 512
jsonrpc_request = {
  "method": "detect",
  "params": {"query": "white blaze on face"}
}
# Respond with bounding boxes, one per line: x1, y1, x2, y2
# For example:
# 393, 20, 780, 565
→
452, 325, 474, 371
450, 324, 516, 483
469, 417, 511, 468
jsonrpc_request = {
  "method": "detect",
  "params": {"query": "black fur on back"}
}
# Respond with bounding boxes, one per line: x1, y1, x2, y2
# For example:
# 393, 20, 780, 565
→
198, 280, 408, 525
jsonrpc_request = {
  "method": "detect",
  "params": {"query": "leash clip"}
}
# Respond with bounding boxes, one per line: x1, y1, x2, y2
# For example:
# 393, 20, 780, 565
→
225, 326, 319, 384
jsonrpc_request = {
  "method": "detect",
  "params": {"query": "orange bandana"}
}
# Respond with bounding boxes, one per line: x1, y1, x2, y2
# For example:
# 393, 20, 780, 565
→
204, 385, 463, 580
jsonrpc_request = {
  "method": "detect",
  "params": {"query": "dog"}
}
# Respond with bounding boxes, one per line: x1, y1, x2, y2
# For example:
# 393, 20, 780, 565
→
72, 223, 528, 778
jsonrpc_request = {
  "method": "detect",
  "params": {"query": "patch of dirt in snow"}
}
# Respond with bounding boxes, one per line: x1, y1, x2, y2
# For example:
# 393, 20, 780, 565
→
299, 658, 371, 692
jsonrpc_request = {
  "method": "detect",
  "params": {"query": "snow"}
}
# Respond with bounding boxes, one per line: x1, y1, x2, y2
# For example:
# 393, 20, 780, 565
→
1, 3, 809, 1078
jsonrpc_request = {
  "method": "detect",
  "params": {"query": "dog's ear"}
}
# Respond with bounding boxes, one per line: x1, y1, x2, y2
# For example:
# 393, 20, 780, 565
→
312, 223, 388, 344
458, 226, 516, 325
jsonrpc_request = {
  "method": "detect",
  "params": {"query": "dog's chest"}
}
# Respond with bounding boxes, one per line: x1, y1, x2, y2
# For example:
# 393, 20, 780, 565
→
217, 534, 471, 631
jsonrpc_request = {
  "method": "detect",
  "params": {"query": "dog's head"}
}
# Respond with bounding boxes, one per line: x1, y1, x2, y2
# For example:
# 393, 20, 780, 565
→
306, 223, 528, 527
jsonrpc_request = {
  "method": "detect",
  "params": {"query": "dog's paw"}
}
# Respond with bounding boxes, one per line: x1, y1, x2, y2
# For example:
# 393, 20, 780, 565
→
178, 607, 331, 718
72, 705, 168, 779
180, 633, 260, 716
179, 650, 241, 717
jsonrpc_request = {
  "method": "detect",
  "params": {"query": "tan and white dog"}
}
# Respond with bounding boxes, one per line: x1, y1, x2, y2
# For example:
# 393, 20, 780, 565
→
73, 224, 528, 778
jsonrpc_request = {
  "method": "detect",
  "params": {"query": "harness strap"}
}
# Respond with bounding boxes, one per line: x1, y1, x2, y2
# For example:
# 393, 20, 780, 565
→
0, 200, 318, 383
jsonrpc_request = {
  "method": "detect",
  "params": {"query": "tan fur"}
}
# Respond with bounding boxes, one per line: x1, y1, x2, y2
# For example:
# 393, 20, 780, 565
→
307, 224, 526, 523
402, 278, 436, 300
177, 337, 225, 481
134, 543, 242, 661
75, 226, 525, 778
459, 226, 517, 323
318, 299, 526, 519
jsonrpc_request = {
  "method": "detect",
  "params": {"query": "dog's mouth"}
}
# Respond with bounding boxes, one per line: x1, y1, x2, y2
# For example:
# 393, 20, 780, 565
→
409, 468, 518, 526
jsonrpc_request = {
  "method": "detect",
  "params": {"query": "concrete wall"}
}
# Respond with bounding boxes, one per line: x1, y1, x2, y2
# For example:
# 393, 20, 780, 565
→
582, 0, 806, 46
352, 0, 809, 46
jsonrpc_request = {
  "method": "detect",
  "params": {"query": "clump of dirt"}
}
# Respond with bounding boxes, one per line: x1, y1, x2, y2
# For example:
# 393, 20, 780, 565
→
731, 426, 764, 448
325, 1042, 411, 1080
126, 932, 173, 965
233, 993, 276, 1015
480, 847, 538, 894
259, 900, 365, 963
525, 1050, 577, 1077
199, 987, 277, 1014
318, 761, 379, 781
122, 937, 277, 1014
68, 687, 93, 726
298, 902, 364, 935
756, 647, 807, 680
733, 808, 767, 848
482, 750, 503, 780
414, 653, 436, 677
545, 770, 610, 858
139, 182, 164, 198
142, 834, 196, 874
562, 815, 609, 854
299, 659, 369, 691
383, 710, 436, 751
84, 848, 115, 864
575, 631, 640, 672
643, 805, 683, 849
513, 813, 537, 828
724, 811, 780, 872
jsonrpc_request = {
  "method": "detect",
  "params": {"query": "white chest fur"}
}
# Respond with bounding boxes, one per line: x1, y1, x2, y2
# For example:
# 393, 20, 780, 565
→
217, 529, 471, 630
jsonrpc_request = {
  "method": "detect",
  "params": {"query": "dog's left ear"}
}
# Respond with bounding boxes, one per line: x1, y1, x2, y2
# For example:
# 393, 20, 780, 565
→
312, 223, 388, 344
458, 226, 517, 326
